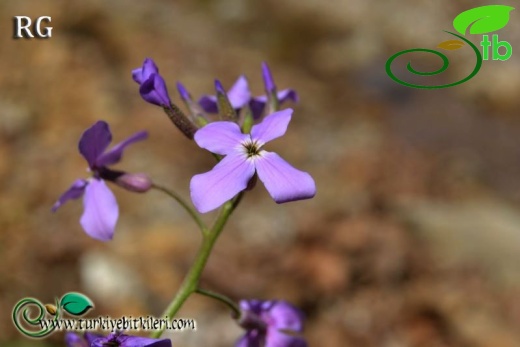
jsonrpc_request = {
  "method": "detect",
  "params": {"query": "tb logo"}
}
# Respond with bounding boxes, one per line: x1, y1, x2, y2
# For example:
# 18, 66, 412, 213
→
480, 34, 512, 60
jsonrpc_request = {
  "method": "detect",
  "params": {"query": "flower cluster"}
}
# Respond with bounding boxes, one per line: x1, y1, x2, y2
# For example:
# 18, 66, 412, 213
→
53, 59, 313, 347
55, 60, 315, 238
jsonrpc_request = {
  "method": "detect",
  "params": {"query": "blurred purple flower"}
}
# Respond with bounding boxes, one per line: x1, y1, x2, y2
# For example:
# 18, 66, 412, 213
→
90, 332, 172, 347
65, 332, 102, 347
236, 299, 307, 347
52, 121, 148, 241
190, 109, 315, 213
132, 58, 172, 107
249, 62, 298, 119
198, 76, 251, 114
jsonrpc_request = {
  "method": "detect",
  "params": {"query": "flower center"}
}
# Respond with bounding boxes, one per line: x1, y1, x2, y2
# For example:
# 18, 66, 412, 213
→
242, 140, 262, 158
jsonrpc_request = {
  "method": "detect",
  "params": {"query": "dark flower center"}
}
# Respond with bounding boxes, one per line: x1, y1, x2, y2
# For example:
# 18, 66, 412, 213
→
243, 141, 262, 158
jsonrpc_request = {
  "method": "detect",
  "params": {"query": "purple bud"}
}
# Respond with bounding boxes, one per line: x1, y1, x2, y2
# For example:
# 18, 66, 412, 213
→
115, 173, 153, 193
261, 62, 276, 93
215, 79, 226, 94
177, 81, 191, 101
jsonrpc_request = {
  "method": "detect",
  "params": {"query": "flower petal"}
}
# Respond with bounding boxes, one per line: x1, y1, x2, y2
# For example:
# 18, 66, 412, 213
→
267, 301, 305, 332
277, 89, 299, 104
198, 95, 219, 113
255, 152, 316, 203
139, 73, 171, 107
80, 179, 118, 241
65, 332, 88, 347
228, 75, 252, 109
96, 131, 148, 167
235, 332, 263, 347
52, 179, 88, 212
114, 335, 172, 347
132, 58, 159, 84
249, 90, 298, 120
251, 109, 293, 145
194, 121, 249, 155
190, 153, 255, 213
265, 330, 307, 347
249, 98, 266, 119
84, 332, 104, 345
79, 121, 112, 168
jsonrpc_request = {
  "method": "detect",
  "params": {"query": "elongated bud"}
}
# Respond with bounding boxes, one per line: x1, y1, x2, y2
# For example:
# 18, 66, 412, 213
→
162, 103, 198, 139
240, 104, 254, 134
215, 79, 238, 121
262, 62, 280, 114
261, 62, 276, 93
114, 173, 153, 193
176, 81, 191, 102
177, 82, 209, 128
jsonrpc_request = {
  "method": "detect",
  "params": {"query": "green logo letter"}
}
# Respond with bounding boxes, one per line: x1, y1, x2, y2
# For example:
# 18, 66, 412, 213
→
492, 34, 512, 60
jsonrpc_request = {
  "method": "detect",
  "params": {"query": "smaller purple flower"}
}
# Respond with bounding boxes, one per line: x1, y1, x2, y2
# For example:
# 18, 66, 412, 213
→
52, 121, 148, 241
190, 109, 316, 213
236, 300, 307, 347
249, 62, 299, 119
198, 76, 252, 114
132, 58, 172, 107
90, 332, 172, 347
65, 332, 103, 347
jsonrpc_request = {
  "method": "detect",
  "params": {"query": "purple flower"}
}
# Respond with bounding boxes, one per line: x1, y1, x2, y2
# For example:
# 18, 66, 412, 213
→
236, 300, 307, 347
90, 332, 172, 347
52, 121, 148, 241
198, 76, 252, 114
249, 62, 298, 119
132, 58, 172, 107
190, 109, 315, 213
65, 332, 102, 347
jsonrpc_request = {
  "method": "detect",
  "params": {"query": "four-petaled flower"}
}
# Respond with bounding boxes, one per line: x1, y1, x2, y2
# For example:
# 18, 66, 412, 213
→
133, 58, 172, 107
52, 121, 148, 241
198, 75, 252, 114
236, 299, 307, 347
190, 108, 316, 213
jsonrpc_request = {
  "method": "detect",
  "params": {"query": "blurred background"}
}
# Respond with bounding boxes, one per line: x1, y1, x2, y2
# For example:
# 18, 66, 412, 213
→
2, 0, 520, 346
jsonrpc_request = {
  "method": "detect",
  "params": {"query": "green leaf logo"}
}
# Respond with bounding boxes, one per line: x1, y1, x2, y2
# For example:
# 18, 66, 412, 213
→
59, 292, 94, 316
453, 5, 514, 35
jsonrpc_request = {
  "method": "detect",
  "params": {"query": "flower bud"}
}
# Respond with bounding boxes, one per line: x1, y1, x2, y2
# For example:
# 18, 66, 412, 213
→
261, 62, 276, 93
215, 79, 238, 121
114, 173, 152, 193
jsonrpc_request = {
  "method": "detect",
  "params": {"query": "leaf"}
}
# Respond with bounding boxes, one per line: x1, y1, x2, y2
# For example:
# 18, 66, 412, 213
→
453, 5, 515, 35
59, 292, 94, 316
437, 40, 465, 50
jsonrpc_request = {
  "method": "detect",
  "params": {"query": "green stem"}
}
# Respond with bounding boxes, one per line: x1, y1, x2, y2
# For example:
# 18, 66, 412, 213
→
151, 183, 207, 233
195, 288, 240, 319
150, 193, 243, 339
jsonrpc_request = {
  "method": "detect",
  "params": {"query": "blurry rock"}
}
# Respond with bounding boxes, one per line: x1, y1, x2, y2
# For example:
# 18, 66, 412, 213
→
398, 198, 520, 288
80, 250, 146, 308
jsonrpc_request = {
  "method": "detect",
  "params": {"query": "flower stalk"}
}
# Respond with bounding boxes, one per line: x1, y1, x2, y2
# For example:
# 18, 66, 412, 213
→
150, 193, 243, 339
